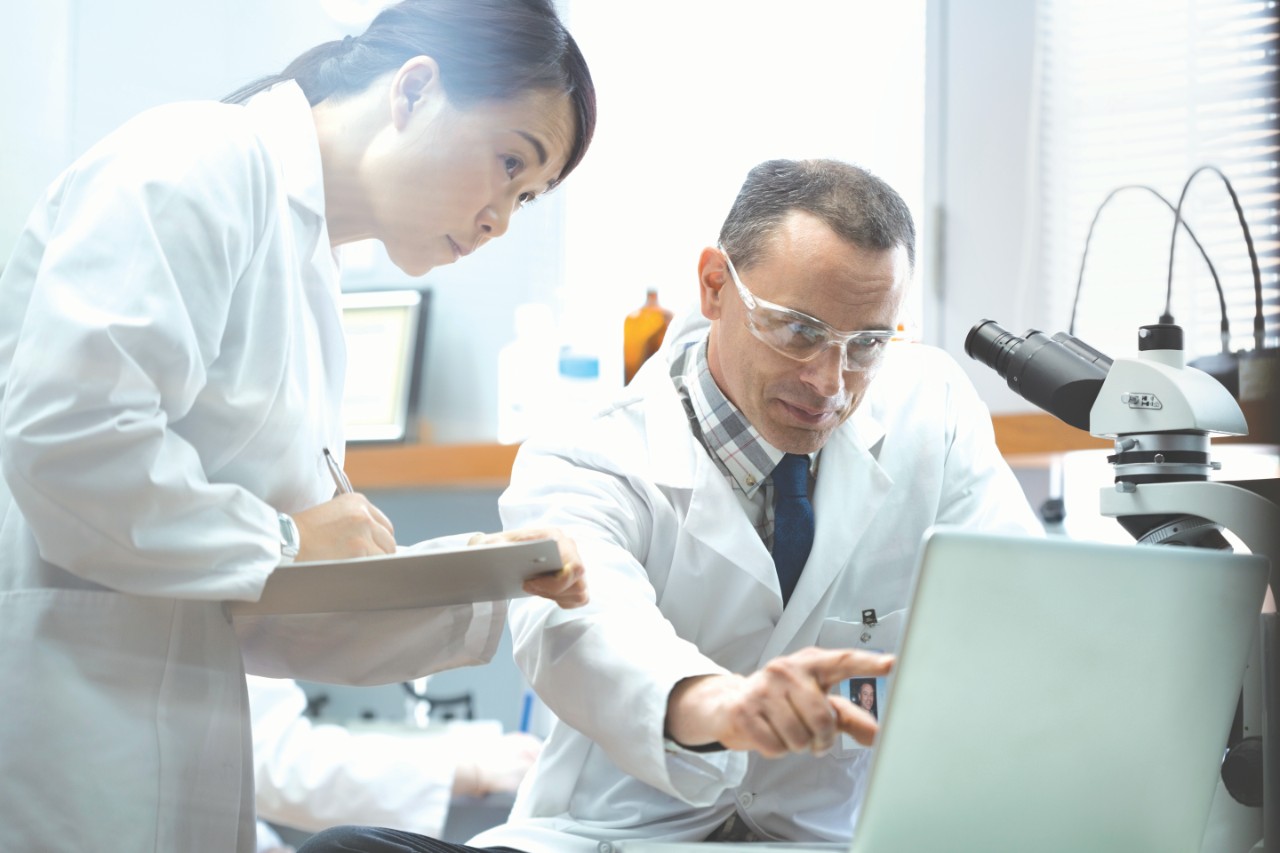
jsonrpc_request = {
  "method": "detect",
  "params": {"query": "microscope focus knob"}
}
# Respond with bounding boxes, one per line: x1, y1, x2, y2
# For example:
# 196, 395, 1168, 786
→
1221, 736, 1264, 807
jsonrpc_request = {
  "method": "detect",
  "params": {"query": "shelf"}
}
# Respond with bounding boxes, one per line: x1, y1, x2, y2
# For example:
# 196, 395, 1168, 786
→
344, 441, 520, 490
344, 399, 1276, 490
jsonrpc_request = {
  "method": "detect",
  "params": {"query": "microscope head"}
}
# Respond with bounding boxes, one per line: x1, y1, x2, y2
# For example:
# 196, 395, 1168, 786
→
966, 319, 1246, 445
966, 319, 1249, 547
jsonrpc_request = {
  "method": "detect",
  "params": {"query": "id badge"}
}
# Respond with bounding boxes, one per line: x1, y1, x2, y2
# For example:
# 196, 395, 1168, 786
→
818, 609, 904, 753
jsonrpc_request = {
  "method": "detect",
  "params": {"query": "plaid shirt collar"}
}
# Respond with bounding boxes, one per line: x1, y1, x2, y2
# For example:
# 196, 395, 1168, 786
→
671, 337, 789, 498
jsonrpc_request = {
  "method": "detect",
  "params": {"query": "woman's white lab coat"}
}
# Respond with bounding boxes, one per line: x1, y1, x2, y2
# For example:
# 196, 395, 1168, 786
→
0, 83, 503, 853
470, 326, 1042, 853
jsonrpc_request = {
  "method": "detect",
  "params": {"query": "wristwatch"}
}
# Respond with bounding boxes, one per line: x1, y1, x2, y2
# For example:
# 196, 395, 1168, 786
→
277, 512, 300, 565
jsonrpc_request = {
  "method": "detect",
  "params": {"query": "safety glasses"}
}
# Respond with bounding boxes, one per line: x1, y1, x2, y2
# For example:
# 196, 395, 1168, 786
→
718, 245, 904, 373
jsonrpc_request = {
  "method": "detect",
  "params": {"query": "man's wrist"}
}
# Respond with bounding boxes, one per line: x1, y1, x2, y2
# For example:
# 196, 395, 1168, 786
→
666, 673, 736, 751
663, 736, 728, 754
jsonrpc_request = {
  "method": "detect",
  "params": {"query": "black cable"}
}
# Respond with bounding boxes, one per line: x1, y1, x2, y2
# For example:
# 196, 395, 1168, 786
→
1167, 165, 1266, 352
1069, 184, 1225, 350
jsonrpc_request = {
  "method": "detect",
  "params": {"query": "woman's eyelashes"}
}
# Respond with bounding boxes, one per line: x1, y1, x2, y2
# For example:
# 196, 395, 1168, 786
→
501, 154, 540, 208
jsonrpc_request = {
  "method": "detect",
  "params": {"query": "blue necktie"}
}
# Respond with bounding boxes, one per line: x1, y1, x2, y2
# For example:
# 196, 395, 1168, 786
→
771, 452, 814, 605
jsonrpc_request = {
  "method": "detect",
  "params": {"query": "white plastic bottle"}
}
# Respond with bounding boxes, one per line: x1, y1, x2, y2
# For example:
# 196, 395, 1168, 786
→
556, 344, 604, 425
496, 303, 558, 444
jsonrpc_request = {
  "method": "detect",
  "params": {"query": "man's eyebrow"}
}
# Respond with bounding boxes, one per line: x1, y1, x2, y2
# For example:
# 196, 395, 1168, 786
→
514, 130, 548, 166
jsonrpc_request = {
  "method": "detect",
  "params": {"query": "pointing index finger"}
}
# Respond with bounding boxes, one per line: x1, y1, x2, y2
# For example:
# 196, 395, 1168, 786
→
807, 648, 894, 690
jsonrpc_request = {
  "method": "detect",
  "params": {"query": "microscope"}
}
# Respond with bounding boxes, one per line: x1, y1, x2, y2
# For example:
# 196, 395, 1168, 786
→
966, 318, 1279, 852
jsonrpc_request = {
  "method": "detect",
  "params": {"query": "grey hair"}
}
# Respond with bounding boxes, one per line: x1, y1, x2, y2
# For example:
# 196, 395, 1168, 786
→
717, 159, 916, 272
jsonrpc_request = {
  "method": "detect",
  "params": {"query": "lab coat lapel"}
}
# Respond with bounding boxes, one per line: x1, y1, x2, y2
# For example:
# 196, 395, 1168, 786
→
762, 408, 892, 660
641, 358, 783, 602
682, 454, 781, 598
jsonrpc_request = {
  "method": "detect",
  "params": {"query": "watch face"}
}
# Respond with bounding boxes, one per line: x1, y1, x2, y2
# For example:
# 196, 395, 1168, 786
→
278, 513, 299, 557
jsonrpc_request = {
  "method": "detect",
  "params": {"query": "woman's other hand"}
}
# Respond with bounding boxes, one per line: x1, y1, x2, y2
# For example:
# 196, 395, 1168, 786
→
290, 493, 396, 561
468, 527, 588, 609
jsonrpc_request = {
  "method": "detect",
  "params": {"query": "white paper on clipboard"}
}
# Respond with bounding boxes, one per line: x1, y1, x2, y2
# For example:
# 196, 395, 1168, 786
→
226, 538, 562, 616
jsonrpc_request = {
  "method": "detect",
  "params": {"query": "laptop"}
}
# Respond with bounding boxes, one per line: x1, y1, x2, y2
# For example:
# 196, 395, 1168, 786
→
614, 528, 1269, 853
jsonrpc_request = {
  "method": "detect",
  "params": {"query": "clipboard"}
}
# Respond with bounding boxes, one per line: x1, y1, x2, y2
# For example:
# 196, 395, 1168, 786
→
227, 538, 562, 616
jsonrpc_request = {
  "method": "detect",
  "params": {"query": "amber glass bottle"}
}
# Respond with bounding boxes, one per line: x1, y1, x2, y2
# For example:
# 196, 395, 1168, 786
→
623, 289, 674, 384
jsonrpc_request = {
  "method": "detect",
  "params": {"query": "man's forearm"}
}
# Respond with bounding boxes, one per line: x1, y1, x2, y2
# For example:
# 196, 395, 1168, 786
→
665, 673, 743, 748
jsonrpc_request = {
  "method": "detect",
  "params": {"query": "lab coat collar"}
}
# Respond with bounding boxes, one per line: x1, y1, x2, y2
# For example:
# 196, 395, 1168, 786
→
642, 332, 890, 488
243, 82, 328, 224
847, 394, 887, 457
641, 341, 709, 491
242, 81, 340, 299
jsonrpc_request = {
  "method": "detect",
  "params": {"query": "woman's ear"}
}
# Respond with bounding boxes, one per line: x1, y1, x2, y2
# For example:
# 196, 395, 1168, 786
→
697, 246, 728, 321
390, 55, 443, 130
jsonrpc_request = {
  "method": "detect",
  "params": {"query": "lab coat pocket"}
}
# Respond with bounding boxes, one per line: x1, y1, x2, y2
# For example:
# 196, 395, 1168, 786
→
818, 610, 905, 756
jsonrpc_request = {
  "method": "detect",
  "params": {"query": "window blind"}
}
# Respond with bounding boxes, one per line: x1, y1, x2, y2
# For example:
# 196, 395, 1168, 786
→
1036, 0, 1278, 363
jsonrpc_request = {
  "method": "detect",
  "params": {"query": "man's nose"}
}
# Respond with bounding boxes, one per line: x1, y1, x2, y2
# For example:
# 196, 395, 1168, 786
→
798, 344, 846, 397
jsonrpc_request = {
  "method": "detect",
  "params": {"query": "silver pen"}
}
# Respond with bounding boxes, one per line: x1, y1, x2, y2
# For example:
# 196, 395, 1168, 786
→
323, 447, 354, 495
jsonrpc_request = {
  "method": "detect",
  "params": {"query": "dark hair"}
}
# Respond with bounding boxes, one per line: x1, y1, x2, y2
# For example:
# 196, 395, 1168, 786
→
223, 0, 596, 185
718, 159, 916, 272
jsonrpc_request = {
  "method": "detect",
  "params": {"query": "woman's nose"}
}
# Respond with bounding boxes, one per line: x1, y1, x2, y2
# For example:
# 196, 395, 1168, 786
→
477, 203, 511, 241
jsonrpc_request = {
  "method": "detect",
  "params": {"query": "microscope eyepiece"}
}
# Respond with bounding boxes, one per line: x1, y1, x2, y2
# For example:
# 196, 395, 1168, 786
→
964, 320, 1113, 432
964, 320, 1024, 376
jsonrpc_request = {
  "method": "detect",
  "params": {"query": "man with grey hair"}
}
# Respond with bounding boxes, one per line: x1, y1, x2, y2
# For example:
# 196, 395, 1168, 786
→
303, 159, 1039, 853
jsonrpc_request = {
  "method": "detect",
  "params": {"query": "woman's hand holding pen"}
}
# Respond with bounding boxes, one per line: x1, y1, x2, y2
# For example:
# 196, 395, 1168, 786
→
468, 526, 589, 609
291, 493, 397, 561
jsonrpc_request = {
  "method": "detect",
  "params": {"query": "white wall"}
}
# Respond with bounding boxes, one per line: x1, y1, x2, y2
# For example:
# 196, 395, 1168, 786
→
1, 1, 346, 261
5, 1, 1061, 437
3, 1, 932, 443
923, 0, 1041, 414
1, 1, 72, 261
560, 0, 927, 391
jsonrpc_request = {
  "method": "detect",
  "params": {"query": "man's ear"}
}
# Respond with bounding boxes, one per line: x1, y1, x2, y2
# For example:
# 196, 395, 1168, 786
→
697, 246, 728, 321
390, 55, 442, 130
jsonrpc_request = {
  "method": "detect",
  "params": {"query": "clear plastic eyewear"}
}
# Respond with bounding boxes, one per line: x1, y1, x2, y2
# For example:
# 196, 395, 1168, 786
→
718, 245, 906, 373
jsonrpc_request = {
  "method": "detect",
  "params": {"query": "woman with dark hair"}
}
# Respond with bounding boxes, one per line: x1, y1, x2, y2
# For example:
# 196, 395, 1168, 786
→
0, 2, 595, 851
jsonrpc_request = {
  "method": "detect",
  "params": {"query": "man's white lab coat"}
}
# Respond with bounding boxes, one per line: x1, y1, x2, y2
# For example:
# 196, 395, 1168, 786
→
0, 83, 502, 853
471, 322, 1041, 853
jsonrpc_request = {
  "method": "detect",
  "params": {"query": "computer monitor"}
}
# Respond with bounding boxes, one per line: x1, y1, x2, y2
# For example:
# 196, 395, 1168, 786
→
339, 288, 429, 443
